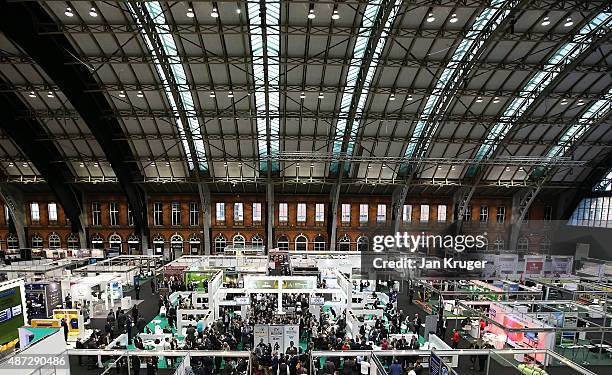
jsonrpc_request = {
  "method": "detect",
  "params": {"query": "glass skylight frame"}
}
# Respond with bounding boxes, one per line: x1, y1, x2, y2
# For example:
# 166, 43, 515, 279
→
402, 0, 516, 165
330, 0, 403, 173
128, 2, 208, 171
473, 13, 612, 162
247, 2, 280, 172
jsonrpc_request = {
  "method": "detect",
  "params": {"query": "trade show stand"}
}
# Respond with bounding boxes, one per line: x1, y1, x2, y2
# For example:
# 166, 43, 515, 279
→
25, 281, 62, 318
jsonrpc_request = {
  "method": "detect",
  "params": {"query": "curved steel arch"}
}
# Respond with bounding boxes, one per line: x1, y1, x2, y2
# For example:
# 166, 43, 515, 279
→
0, 84, 85, 235
0, 0, 149, 238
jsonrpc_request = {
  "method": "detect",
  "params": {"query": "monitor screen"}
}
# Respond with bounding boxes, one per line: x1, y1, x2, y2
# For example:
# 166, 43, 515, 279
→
0, 286, 25, 346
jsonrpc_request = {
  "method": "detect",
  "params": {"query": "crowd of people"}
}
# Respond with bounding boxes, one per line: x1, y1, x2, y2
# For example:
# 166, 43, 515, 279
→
71, 274, 484, 375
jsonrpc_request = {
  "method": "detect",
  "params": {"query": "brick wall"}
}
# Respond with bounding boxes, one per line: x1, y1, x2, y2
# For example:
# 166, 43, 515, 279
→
0, 191, 559, 254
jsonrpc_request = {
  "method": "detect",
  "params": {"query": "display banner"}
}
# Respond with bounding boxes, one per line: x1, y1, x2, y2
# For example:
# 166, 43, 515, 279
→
524, 255, 546, 276
429, 351, 457, 375
496, 254, 518, 278
429, 352, 441, 375
269, 325, 284, 353
283, 325, 300, 350
254, 324, 269, 346
551, 256, 573, 275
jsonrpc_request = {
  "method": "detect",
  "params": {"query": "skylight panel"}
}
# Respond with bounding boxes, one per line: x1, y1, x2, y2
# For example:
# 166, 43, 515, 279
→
330, 0, 403, 173
128, 2, 208, 171
401, 0, 516, 167
545, 89, 611, 159
474, 13, 611, 162
247, 2, 280, 172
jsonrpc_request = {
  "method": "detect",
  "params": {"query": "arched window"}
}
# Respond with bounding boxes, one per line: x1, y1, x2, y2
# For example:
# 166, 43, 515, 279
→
67, 233, 79, 249
109, 233, 122, 250
31, 233, 43, 249
494, 237, 504, 251
91, 233, 104, 249
518, 237, 529, 252
48, 232, 61, 249
295, 234, 308, 251
214, 234, 226, 253
314, 235, 325, 251
338, 234, 351, 251
189, 233, 201, 254
127, 233, 140, 254
7, 233, 19, 250
540, 237, 551, 253
233, 234, 246, 248
152, 234, 165, 255
357, 236, 368, 252
277, 235, 289, 251
171, 234, 184, 252
252, 234, 263, 248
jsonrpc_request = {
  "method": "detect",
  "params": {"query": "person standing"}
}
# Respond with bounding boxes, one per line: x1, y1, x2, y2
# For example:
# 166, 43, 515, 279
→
135, 283, 141, 300
61, 318, 69, 342
389, 360, 402, 375
131, 355, 140, 375
451, 329, 460, 349
126, 316, 133, 344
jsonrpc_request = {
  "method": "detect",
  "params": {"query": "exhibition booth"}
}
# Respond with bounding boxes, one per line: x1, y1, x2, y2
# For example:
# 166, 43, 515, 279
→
0, 279, 27, 353
413, 279, 544, 318
0, 259, 86, 282
73, 255, 161, 287
24, 281, 62, 318
61, 273, 130, 319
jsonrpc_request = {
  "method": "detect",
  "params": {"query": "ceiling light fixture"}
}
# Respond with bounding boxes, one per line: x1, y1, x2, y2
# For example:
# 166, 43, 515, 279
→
79, 163, 84, 168
228, 91, 234, 98
210, 91, 216, 98
437, 165, 442, 170
165, 162, 171, 166
22, 163, 28, 167
89, 7, 98, 18
407, 94, 413, 101
119, 90, 126, 98
560, 99, 568, 105
389, 93, 396, 101
332, 9, 340, 20
211, 7, 219, 18
137, 90, 144, 98
236, 7, 241, 14
308, 9, 316, 19
564, 17, 573, 27
577, 99, 585, 106
367, 164, 372, 169
449, 13, 458, 23
318, 93, 324, 99
426, 12, 435, 23
65, 7, 74, 17
186, 8, 195, 18
475, 96, 483, 103
28, 91, 36, 98
541, 16, 550, 26
493, 96, 500, 103
519, 166, 524, 172
8, 163, 13, 167
47, 91, 54, 98
451, 166, 456, 171
300, 92, 306, 99
506, 166, 511, 171
93, 162, 99, 167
